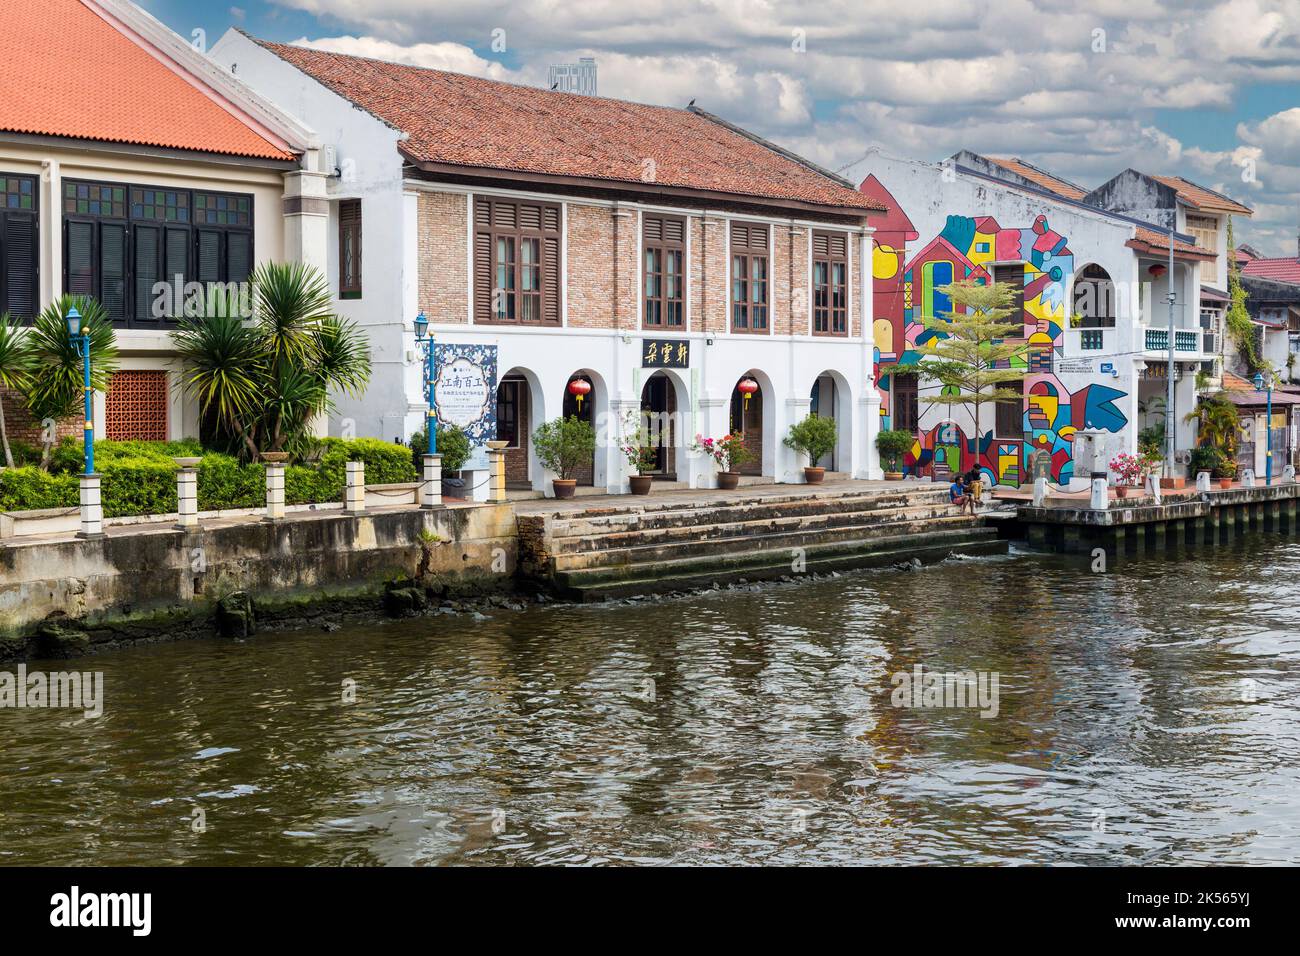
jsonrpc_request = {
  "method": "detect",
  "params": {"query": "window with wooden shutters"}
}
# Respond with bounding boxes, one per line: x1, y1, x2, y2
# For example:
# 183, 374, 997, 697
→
1, 175, 39, 320
731, 222, 769, 333
473, 196, 560, 325
339, 199, 362, 299
643, 214, 685, 329
61, 179, 252, 327
812, 230, 848, 335
893, 372, 919, 432
992, 264, 1025, 326
995, 378, 1024, 438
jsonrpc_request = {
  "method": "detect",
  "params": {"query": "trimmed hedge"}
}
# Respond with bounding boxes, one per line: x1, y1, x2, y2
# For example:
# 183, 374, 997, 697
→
0, 437, 417, 518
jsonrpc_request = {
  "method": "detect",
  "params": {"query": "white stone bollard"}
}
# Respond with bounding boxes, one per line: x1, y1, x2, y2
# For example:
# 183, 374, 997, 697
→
1242, 468, 1256, 489
77, 473, 103, 538
175, 466, 199, 530
1196, 471, 1211, 493
1145, 473, 1162, 503
1284, 464, 1296, 484
264, 463, 286, 521
1090, 477, 1109, 511
345, 461, 366, 513
420, 454, 443, 509
1032, 476, 1048, 507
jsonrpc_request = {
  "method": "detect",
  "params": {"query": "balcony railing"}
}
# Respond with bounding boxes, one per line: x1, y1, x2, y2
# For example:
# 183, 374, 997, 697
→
1144, 327, 1203, 354
1063, 327, 1118, 357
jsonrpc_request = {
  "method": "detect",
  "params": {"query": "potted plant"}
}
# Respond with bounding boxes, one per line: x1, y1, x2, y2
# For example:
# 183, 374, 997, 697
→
532, 415, 596, 499
620, 412, 659, 495
1214, 457, 1237, 489
692, 432, 755, 489
783, 414, 838, 484
1108, 452, 1144, 498
875, 429, 913, 480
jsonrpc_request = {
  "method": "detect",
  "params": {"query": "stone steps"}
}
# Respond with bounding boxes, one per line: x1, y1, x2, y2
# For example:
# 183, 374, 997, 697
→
554, 526, 1006, 601
551, 512, 982, 570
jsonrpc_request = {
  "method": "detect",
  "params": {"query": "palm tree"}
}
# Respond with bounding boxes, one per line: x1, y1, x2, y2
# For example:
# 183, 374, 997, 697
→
1185, 391, 1240, 457
0, 312, 36, 468
25, 296, 119, 469
171, 262, 371, 459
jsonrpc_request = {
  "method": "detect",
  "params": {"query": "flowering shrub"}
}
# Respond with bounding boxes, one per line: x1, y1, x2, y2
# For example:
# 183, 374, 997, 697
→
691, 432, 754, 473
1109, 452, 1145, 486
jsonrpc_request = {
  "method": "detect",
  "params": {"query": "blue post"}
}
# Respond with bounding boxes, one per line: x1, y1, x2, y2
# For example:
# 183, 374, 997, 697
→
1267, 384, 1273, 487
415, 311, 436, 455
67, 306, 93, 475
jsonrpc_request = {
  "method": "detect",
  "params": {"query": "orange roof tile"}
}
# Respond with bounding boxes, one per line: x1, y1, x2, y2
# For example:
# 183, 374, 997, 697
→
255, 38, 879, 213
984, 157, 1088, 200
0, 0, 294, 161
1150, 175, 1253, 216
1130, 225, 1216, 260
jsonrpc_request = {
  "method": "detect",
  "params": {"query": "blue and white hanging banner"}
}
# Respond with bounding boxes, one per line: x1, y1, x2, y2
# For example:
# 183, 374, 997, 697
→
431, 343, 498, 470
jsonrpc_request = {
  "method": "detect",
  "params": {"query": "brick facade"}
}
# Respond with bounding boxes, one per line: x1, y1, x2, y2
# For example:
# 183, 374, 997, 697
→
414, 188, 863, 337
0, 388, 80, 452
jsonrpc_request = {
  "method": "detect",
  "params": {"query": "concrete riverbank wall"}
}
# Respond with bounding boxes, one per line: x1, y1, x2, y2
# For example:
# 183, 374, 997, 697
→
0, 504, 517, 659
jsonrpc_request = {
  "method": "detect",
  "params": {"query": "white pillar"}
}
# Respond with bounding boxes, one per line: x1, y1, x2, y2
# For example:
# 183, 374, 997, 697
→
77, 474, 103, 538
1090, 477, 1109, 511
175, 466, 199, 530
487, 441, 508, 503
420, 454, 443, 509
1033, 476, 1048, 507
1195, 471, 1211, 493
345, 460, 366, 513
783, 396, 811, 483
861, 390, 883, 480
264, 463, 286, 521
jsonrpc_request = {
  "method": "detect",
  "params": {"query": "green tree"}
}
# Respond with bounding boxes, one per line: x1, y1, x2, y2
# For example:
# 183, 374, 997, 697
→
1184, 390, 1241, 458
0, 313, 36, 468
1224, 217, 1263, 373
917, 279, 1026, 456
171, 262, 371, 460
532, 415, 596, 480
25, 296, 120, 469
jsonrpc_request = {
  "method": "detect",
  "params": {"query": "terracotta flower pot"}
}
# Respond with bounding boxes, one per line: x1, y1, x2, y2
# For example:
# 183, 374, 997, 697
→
804, 466, 825, 484
629, 475, 653, 496
717, 471, 741, 490
552, 479, 577, 499
1219, 478, 1233, 489
259, 452, 290, 464
1116, 486, 1128, 499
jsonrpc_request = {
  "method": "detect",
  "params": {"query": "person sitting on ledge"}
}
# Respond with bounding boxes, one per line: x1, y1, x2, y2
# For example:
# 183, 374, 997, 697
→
949, 476, 973, 515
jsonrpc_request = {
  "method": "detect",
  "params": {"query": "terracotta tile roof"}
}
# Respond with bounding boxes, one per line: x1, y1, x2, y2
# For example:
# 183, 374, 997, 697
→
1150, 175, 1253, 216
254, 38, 880, 213
1241, 257, 1300, 282
1129, 225, 1215, 260
0, 0, 294, 161
983, 157, 1088, 200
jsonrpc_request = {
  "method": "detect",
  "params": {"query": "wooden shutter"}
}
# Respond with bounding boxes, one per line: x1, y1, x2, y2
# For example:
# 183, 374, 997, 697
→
3, 212, 38, 318
66, 221, 94, 297
197, 230, 221, 283
228, 232, 252, 284
134, 224, 160, 322
473, 198, 493, 322
99, 223, 127, 322
164, 227, 189, 285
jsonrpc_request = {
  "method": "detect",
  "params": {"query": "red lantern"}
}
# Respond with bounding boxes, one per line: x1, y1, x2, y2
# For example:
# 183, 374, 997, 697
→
1148, 264, 1167, 278
567, 377, 592, 412
737, 377, 759, 411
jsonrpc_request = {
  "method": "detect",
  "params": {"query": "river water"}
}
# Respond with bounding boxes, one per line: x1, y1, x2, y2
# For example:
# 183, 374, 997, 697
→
2, 539, 1298, 866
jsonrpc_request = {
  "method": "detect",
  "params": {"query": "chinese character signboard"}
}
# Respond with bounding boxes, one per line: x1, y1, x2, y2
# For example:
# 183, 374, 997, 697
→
642, 339, 689, 368
429, 343, 498, 470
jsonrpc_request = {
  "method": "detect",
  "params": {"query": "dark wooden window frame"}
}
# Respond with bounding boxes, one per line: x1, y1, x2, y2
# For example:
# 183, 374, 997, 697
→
62, 178, 253, 329
496, 378, 522, 448
643, 213, 685, 330
893, 371, 920, 433
473, 196, 560, 326
812, 230, 849, 336
992, 262, 1026, 328
0, 173, 40, 320
995, 377, 1024, 439
730, 221, 769, 334
339, 199, 362, 299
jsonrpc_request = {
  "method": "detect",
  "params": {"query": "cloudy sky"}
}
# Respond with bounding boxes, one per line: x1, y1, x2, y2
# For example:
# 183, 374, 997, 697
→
146, 0, 1300, 255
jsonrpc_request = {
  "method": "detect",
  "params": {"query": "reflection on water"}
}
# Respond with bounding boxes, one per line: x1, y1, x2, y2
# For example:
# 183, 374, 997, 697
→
2, 538, 1298, 866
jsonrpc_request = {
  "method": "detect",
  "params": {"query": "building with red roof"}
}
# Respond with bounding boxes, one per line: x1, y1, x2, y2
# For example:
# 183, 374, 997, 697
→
0, 0, 320, 443
212, 30, 889, 489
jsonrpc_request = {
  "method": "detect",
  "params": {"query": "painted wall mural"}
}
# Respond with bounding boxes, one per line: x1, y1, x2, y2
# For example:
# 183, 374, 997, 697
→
862, 174, 1129, 486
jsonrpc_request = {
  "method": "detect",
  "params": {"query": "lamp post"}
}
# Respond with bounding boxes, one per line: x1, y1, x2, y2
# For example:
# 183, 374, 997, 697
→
413, 311, 436, 455
1255, 371, 1273, 486
67, 306, 93, 474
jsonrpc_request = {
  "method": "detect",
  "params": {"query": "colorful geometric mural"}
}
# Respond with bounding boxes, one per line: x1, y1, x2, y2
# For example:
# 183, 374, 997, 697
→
862, 174, 1128, 486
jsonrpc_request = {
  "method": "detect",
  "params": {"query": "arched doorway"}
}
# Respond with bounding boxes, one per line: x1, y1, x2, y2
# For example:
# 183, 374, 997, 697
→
496, 366, 544, 490
809, 370, 852, 472
1073, 264, 1116, 328
729, 372, 766, 476
562, 372, 598, 486
640, 370, 679, 478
